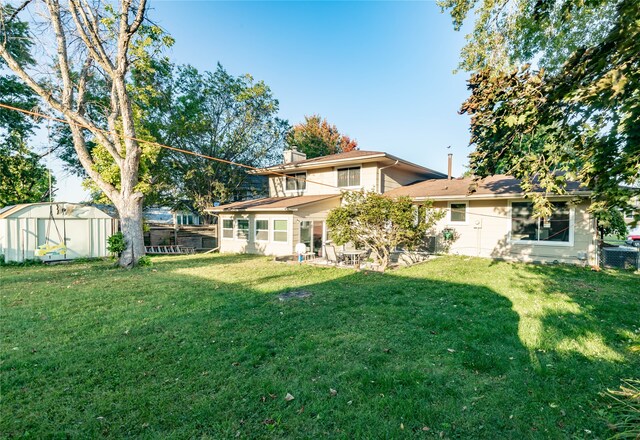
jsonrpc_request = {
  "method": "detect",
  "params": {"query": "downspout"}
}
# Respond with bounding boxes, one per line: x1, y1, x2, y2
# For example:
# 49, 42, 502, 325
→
377, 160, 399, 193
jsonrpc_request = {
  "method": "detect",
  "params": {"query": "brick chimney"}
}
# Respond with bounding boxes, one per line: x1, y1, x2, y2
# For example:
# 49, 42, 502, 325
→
283, 148, 307, 164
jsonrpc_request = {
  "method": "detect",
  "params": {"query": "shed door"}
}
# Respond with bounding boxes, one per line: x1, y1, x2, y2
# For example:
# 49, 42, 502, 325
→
37, 219, 90, 260
63, 219, 91, 258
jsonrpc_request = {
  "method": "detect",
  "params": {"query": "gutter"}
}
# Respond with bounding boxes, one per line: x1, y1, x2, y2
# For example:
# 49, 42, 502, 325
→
408, 191, 593, 201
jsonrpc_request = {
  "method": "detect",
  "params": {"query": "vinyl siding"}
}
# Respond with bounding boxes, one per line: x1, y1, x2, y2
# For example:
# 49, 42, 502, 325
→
428, 199, 596, 265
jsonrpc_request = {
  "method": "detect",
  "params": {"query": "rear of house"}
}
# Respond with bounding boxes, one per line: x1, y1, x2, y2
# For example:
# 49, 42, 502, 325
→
209, 149, 599, 266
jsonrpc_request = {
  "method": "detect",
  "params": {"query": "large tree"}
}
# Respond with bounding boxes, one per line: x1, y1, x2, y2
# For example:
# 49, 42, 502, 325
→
149, 63, 289, 211
0, 0, 159, 267
54, 61, 287, 212
286, 115, 358, 159
440, 0, 639, 217
0, 5, 53, 206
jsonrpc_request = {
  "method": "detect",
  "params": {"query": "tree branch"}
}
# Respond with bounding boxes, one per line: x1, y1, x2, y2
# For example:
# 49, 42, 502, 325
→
68, 0, 115, 74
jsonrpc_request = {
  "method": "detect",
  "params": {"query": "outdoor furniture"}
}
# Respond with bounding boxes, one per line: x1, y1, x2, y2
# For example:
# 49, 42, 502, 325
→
302, 251, 315, 261
341, 249, 367, 266
324, 245, 341, 266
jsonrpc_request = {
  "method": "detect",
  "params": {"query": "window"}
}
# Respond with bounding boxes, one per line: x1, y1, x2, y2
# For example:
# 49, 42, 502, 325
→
337, 167, 360, 187
177, 214, 197, 225
255, 219, 268, 241
222, 219, 233, 239
511, 202, 570, 243
450, 203, 467, 223
236, 219, 249, 240
273, 220, 288, 242
285, 173, 307, 191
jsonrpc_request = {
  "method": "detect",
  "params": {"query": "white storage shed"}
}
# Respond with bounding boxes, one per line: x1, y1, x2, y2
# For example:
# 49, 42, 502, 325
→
0, 202, 116, 263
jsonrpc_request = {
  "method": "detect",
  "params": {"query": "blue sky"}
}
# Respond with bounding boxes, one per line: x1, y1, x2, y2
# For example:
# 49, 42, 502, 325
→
55, 0, 473, 201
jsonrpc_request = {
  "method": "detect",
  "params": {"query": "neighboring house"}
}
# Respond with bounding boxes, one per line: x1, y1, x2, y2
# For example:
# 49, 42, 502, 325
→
143, 206, 203, 226
207, 150, 445, 257
142, 204, 217, 250
208, 150, 599, 265
93, 203, 218, 250
0, 202, 116, 262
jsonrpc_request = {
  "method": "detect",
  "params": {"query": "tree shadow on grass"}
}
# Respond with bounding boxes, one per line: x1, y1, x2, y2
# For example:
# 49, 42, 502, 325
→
1, 256, 638, 439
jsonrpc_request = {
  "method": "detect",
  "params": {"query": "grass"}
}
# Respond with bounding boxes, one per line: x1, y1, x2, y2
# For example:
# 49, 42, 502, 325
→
1, 254, 638, 439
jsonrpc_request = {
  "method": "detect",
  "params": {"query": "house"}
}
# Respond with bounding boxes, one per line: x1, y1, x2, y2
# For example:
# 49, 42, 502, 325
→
208, 150, 599, 265
0, 202, 116, 262
207, 150, 445, 257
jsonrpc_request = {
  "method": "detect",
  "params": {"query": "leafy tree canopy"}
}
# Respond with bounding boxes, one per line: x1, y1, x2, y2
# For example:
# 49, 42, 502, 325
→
0, 137, 53, 206
151, 63, 289, 211
56, 61, 287, 212
440, 0, 639, 218
0, 6, 53, 206
326, 191, 444, 271
286, 115, 358, 159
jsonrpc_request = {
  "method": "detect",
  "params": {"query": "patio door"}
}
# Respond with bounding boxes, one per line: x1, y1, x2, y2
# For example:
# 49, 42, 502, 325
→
299, 221, 325, 257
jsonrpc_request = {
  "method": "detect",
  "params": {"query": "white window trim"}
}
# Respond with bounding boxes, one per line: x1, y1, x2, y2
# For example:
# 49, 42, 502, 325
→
254, 218, 269, 243
236, 218, 250, 241
335, 165, 363, 189
284, 172, 307, 194
272, 218, 289, 243
508, 200, 574, 247
221, 218, 234, 240
448, 201, 468, 226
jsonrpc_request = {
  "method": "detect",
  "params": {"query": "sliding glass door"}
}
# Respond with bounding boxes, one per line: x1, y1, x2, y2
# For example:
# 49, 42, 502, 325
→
299, 220, 325, 257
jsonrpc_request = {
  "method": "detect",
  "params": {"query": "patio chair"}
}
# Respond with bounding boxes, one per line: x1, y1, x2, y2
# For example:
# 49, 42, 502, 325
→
324, 244, 342, 266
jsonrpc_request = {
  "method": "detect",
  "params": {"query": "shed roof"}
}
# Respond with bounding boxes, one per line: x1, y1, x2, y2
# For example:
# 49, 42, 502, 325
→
385, 175, 590, 200
0, 202, 115, 219
206, 194, 340, 213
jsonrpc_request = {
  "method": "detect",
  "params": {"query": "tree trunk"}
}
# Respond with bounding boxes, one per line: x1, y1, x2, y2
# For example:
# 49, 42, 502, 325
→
116, 197, 145, 268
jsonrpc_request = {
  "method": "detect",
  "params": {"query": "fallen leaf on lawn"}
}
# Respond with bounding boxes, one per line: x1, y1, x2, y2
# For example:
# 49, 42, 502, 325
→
447, 348, 456, 353
400, 423, 404, 430
422, 426, 430, 431
297, 406, 304, 414
269, 393, 277, 399
330, 388, 337, 396
285, 393, 295, 401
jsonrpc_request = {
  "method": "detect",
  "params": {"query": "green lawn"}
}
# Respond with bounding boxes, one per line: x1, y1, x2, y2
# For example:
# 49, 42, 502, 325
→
1, 255, 638, 438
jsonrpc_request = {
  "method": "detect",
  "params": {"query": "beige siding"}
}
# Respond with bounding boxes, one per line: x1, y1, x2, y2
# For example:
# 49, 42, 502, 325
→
428, 199, 596, 265
382, 167, 428, 193
217, 198, 341, 257
269, 162, 380, 197
218, 213, 295, 256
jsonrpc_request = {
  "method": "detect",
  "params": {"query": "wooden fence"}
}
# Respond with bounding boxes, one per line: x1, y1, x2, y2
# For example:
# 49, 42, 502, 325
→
144, 225, 217, 251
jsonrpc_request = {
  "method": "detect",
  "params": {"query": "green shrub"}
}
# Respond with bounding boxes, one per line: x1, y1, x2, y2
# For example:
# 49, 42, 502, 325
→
107, 232, 127, 255
137, 255, 153, 267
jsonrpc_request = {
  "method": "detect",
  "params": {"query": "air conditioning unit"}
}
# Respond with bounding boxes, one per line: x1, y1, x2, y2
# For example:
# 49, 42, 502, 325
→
602, 247, 640, 270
